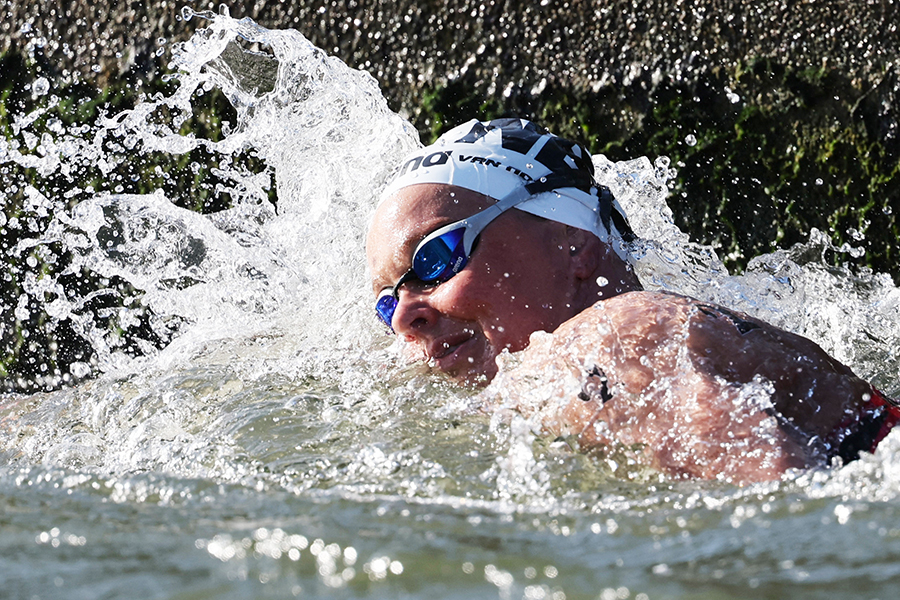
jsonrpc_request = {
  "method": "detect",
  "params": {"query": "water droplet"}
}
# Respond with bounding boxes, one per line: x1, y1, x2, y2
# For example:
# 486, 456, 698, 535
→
69, 362, 92, 378
685, 134, 697, 147
526, 163, 534, 169
32, 77, 50, 96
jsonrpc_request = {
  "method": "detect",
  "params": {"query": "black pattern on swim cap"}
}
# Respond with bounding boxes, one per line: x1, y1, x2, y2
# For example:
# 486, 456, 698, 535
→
489, 119, 633, 240
453, 120, 492, 144
452, 118, 596, 194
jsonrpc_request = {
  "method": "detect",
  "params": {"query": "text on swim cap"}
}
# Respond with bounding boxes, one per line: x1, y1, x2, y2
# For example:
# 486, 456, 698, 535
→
397, 151, 452, 176
396, 150, 535, 182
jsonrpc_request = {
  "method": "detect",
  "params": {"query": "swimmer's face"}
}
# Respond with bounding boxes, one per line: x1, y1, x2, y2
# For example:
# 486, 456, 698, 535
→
366, 183, 585, 384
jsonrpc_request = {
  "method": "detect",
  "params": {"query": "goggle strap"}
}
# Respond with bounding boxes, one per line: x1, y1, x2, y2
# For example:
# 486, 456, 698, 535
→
461, 185, 534, 254
461, 175, 585, 255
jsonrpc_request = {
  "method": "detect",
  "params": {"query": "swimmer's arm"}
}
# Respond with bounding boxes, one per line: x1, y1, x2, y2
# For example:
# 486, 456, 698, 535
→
515, 292, 810, 482
550, 351, 808, 483
684, 299, 873, 441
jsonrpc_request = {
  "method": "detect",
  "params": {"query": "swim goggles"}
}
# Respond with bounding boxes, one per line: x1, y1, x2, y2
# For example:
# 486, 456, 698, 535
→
375, 176, 572, 331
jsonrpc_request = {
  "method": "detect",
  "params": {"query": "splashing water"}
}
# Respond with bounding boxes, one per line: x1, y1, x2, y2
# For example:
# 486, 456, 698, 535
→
1, 9, 900, 600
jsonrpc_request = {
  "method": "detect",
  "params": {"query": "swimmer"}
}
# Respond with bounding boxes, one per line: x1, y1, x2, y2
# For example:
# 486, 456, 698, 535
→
366, 118, 899, 483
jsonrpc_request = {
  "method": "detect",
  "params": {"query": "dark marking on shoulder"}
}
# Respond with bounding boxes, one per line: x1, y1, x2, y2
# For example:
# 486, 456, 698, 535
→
578, 365, 613, 404
696, 303, 761, 335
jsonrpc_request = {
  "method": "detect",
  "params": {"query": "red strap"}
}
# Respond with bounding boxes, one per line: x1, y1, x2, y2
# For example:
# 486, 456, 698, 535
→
867, 387, 900, 452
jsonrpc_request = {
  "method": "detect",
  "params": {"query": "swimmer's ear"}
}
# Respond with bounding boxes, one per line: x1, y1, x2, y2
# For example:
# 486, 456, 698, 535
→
565, 226, 600, 280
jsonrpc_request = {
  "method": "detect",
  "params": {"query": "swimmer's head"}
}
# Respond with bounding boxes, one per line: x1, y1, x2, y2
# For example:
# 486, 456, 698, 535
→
380, 118, 636, 260
367, 119, 641, 384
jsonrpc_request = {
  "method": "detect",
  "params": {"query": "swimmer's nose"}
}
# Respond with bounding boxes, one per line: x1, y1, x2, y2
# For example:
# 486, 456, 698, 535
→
391, 287, 440, 340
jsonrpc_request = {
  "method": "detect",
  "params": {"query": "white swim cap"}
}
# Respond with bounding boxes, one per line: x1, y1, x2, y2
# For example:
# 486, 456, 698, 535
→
381, 118, 635, 250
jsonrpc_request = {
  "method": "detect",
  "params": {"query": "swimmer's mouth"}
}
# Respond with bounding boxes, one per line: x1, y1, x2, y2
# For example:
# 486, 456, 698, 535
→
428, 333, 475, 367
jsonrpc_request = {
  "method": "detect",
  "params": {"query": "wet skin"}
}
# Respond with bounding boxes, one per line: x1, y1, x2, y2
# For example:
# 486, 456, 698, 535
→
490, 291, 877, 483
367, 183, 882, 482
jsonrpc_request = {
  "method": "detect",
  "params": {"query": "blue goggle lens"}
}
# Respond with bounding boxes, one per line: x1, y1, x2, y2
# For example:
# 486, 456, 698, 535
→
412, 227, 467, 282
375, 291, 399, 330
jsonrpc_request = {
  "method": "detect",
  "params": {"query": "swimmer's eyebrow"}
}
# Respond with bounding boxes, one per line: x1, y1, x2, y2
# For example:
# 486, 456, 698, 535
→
370, 258, 402, 293
372, 268, 401, 295
372, 268, 399, 293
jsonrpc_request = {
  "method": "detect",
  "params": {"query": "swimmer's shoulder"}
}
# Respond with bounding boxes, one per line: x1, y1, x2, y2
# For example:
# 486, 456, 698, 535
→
556, 290, 779, 355
560, 290, 868, 407
588, 289, 699, 313
561, 290, 696, 331
549, 290, 698, 353
567, 290, 770, 333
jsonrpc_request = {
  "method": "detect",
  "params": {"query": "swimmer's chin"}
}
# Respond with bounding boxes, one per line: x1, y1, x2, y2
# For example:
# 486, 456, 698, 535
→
400, 339, 500, 387
424, 356, 497, 388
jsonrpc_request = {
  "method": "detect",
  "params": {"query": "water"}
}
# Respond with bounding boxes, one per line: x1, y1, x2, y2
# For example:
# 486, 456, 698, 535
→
2, 9, 900, 600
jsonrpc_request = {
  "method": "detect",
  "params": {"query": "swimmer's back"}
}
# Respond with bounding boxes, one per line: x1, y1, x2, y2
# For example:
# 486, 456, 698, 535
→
489, 291, 893, 481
